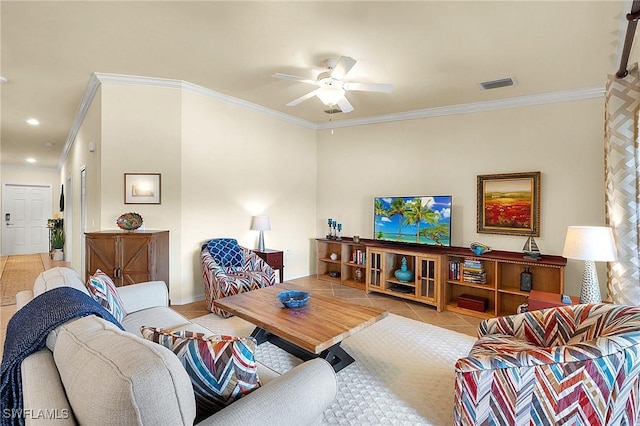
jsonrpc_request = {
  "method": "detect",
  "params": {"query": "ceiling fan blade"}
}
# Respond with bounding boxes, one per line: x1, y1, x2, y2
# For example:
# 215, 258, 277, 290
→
330, 56, 357, 80
343, 82, 394, 93
337, 97, 354, 113
286, 88, 322, 107
272, 73, 317, 85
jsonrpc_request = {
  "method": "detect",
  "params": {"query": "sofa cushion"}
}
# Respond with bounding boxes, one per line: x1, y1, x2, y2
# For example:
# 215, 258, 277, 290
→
54, 315, 196, 426
122, 306, 210, 337
206, 238, 244, 267
86, 270, 127, 322
141, 326, 261, 414
34, 267, 89, 297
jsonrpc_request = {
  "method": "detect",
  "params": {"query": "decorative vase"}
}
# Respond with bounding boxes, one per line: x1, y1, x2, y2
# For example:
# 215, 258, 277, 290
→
330, 253, 338, 261
354, 268, 363, 282
117, 212, 143, 231
53, 249, 64, 261
394, 257, 413, 282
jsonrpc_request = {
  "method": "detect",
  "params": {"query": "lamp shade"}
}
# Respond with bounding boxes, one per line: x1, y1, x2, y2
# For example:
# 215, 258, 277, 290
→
562, 226, 617, 261
250, 215, 271, 231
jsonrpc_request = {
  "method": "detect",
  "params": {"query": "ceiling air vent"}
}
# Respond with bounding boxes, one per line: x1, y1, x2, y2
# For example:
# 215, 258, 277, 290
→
479, 77, 515, 90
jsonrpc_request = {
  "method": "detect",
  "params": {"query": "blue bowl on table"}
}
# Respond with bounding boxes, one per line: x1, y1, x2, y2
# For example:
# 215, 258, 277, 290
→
278, 290, 310, 309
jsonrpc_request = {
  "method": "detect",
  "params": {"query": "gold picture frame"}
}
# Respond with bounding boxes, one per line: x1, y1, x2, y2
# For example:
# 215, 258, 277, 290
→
477, 171, 540, 236
124, 173, 161, 204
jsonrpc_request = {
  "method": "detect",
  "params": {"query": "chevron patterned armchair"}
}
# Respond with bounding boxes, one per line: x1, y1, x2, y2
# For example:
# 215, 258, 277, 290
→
201, 238, 277, 318
454, 303, 640, 425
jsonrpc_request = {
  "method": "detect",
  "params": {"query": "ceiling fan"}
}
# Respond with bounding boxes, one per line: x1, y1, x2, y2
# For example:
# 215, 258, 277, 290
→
272, 56, 393, 113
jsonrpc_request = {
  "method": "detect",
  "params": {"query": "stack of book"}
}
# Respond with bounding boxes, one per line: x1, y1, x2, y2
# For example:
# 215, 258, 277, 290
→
462, 259, 486, 284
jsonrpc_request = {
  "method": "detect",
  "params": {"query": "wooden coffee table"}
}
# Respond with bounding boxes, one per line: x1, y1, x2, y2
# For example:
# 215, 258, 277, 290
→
214, 283, 388, 372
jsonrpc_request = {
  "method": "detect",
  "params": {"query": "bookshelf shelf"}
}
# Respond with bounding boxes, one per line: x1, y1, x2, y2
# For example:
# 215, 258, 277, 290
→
316, 238, 566, 318
316, 238, 367, 290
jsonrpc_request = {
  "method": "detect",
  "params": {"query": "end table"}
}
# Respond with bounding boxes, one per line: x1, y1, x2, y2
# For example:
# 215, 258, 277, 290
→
254, 248, 284, 283
527, 290, 579, 311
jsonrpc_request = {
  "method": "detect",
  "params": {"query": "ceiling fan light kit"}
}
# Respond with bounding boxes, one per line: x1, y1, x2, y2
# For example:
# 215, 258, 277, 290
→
317, 86, 345, 106
272, 56, 393, 114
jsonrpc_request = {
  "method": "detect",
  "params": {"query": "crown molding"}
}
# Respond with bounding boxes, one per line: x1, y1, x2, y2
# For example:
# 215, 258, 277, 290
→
316, 85, 605, 130
60, 72, 606, 166
94, 73, 317, 129
59, 73, 101, 169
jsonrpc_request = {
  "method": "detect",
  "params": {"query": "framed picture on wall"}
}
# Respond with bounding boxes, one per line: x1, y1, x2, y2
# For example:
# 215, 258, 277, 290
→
477, 171, 540, 236
124, 173, 161, 204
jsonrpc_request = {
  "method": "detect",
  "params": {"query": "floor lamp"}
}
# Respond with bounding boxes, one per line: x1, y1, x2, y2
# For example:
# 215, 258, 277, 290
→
561, 226, 617, 304
250, 215, 271, 252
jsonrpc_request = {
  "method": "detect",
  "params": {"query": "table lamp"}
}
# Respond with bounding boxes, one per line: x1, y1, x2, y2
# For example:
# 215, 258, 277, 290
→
250, 215, 271, 252
561, 226, 617, 304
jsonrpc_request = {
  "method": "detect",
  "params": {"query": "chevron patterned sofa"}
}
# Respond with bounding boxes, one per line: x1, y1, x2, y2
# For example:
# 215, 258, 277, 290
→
454, 303, 640, 425
201, 238, 276, 317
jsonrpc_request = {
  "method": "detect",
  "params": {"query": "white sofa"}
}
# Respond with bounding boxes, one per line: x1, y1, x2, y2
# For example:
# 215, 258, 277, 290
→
14, 267, 338, 425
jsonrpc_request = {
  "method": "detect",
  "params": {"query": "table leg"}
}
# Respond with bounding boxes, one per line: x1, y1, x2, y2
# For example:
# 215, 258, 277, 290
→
249, 327, 354, 372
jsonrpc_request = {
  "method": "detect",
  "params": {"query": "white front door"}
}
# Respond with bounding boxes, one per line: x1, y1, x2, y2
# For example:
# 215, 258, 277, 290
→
2, 183, 52, 255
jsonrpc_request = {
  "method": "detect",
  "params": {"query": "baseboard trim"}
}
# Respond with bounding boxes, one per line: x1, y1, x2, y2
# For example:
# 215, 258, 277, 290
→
170, 293, 205, 306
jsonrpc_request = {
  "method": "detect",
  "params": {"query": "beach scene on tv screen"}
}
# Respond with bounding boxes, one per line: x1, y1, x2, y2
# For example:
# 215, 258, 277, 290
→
374, 196, 452, 246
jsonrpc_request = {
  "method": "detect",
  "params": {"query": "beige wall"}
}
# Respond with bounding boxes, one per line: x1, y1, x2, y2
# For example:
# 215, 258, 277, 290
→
54, 81, 607, 301
97, 84, 183, 296
180, 91, 317, 302
67, 83, 317, 303
60, 90, 102, 271
317, 98, 605, 297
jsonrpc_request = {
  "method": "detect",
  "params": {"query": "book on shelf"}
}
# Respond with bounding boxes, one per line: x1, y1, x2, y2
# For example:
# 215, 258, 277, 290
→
449, 260, 461, 280
462, 270, 487, 284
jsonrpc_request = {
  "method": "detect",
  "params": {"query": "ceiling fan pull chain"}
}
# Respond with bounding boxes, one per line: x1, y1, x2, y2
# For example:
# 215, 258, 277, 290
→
330, 108, 334, 135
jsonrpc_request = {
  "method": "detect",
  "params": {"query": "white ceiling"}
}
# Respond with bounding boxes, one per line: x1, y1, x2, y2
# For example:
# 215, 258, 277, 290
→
0, 1, 635, 169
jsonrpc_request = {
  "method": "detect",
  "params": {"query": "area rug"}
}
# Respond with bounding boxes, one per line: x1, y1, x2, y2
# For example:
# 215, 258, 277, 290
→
193, 313, 476, 425
0, 254, 45, 306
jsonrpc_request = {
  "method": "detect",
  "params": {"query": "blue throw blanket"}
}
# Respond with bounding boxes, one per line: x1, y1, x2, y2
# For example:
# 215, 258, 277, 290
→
0, 287, 124, 426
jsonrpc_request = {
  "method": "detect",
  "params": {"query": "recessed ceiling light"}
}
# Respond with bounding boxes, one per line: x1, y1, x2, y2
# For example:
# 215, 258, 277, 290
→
25, 158, 36, 163
26, 118, 40, 126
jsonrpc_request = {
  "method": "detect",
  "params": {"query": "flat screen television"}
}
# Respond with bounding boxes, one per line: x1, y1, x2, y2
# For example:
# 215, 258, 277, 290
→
373, 195, 452, 246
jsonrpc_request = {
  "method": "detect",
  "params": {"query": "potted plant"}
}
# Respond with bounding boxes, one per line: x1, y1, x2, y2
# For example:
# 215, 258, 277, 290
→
51, 228, 65, 260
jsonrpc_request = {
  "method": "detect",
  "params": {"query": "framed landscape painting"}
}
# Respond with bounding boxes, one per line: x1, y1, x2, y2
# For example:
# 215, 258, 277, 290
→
477, 171, 540, 236
124, 173, 161, 204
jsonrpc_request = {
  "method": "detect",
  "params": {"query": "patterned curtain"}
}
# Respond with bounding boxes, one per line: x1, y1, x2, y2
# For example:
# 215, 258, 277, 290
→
604, 65, 640, 304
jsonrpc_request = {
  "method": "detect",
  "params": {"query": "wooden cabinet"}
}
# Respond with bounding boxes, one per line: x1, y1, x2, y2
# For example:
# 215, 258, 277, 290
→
316, 238, 566, 317
444, 248, 566, 318
85, 230, 169, 288
365, 247, 442, 311
316, 238, 367, 289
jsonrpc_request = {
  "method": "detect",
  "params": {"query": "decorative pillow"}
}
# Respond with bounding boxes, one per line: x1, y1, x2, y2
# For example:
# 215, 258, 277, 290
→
86, 269, 127, 322
206, 238, 245, 267
140, 326, 261, 414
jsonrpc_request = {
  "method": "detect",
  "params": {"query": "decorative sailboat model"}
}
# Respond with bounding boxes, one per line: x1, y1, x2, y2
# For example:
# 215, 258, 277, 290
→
523, 234, 541, 260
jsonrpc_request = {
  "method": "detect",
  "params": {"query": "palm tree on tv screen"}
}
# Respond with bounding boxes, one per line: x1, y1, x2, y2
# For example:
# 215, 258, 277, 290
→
388, 197, 409, 241
420, 222, 450, 246
374, 199, 386, 217
405, 198, 439, 243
